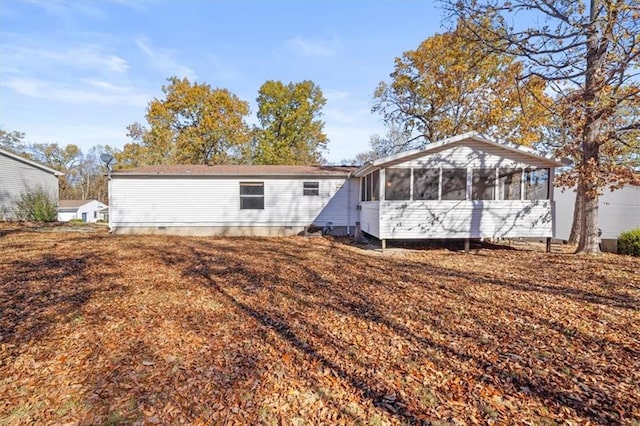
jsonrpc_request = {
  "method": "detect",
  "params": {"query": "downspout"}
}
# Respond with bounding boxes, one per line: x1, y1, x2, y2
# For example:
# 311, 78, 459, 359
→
347, 173, 351, 235
107, 173, 113, 233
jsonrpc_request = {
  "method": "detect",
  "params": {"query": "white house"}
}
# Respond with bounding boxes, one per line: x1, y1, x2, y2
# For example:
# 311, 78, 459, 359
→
109, 165, 359, 236
108, 132, 563, 242
353, 132, 564, 246
58, 199, 108, 223
0, 148, 63, 220
554, 184, 640, 251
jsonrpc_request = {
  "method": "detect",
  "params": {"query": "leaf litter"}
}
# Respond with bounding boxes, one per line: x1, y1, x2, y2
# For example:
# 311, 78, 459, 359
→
0, 223, 638, 425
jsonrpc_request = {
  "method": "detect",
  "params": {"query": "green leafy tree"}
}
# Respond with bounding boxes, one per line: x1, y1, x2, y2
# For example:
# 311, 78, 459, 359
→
119, 77, 251, 167
252, 80, 328, 165
442, 0, 639, 254
373, 22, 552, 147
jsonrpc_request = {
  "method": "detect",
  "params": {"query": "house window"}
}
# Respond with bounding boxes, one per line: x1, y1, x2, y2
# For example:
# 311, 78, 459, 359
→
240, 182, 264, 209
413, 169, 440, 200
498, 168, 522, 200
472, 169, 496, 200
94, 211, 97, 219
361, 170, 380, 201
524, 168, 550, 200
303, 181, 319, 196
441, 168, 467, 200
385, 168, 411, 200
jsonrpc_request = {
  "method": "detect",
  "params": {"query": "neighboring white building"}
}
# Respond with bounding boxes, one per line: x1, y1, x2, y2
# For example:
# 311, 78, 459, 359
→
353, 132, 563, 244
58, 199, 108, 223
109, 165, 359, 236
108, 132, 563, 241
0, 148, 62, 220
554, 184, 640, 250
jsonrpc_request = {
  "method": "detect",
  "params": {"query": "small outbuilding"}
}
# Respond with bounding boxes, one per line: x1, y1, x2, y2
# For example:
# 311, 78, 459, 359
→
0, 148, 63, 220
58, 200, 108, 223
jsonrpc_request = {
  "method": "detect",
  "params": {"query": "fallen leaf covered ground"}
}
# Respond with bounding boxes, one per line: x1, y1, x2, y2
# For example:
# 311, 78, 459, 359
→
1, 223, 639, 425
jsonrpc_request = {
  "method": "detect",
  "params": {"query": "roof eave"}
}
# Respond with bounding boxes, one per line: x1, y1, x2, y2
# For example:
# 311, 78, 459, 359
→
110, 172, 353, 178
0, 148, 64, 176
355, 132, 564, 171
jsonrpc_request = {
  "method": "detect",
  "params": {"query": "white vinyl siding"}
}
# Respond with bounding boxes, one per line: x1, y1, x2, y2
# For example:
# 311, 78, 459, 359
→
379, 200, 553, 239
0, 152, 59, 220
362, 140, 558, 240
110, 176, 358, 229
359, 202, 380, 237
554, 184, 640, 240
399, 142, 553, 169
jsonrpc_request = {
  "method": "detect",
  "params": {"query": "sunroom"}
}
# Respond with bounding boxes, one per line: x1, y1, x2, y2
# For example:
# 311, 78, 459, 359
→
353, 132, 564, 247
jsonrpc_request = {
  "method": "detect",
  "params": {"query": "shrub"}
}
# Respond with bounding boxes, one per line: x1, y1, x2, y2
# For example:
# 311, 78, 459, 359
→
69, 218, 84, 223
12, 187, 58, 222
618, 228, 640, 257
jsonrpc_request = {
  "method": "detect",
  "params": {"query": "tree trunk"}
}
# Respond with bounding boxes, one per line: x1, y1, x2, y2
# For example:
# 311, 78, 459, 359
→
575, 0, 602, 255
568, 183, 584, 244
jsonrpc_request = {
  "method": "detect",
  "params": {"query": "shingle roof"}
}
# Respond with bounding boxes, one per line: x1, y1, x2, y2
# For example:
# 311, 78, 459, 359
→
111, 164, 358, 177
59, 200, 96, 209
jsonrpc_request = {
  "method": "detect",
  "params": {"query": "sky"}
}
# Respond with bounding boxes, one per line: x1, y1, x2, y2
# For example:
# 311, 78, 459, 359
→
0, 0, 446, 163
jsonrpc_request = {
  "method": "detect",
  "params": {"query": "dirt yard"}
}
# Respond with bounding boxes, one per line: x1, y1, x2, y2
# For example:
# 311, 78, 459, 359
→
1, 223, 638, 425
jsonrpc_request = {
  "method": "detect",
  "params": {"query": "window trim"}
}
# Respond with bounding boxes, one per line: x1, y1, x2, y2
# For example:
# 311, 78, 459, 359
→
239, 182, 265, 210
303, 181, 319, 196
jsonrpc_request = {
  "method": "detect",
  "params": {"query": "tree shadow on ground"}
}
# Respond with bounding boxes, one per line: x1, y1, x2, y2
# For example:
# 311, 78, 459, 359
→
171, 238, 637, 424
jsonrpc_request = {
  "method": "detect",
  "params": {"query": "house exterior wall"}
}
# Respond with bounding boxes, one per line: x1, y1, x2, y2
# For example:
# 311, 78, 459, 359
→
58, 210, 78, 222
109, 176, 359, 235
359, 202, 380, 237
397, 142, 553, 169
554, 185, 640, 241
379, 200, 552, 239
360, 141, 556, 240
0, 152, 59, 220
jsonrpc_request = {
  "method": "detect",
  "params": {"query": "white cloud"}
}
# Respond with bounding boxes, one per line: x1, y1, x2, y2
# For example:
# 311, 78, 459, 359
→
324, 89, 350, 102
1, 77, 150, 107
135, 37, 196, 80
2, 44, 129, 74
21, 0, 108, 21
286, 35, 340, 57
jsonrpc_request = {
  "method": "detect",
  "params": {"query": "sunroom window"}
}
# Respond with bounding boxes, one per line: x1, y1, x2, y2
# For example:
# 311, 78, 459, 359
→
441, 168, 467, 200
385, 168, 411, 200
413, 169, 440, 200
524, 168, 550, 200
361, 170, 380, 201
472, 168, 496, 200
498, 168, 522, 200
